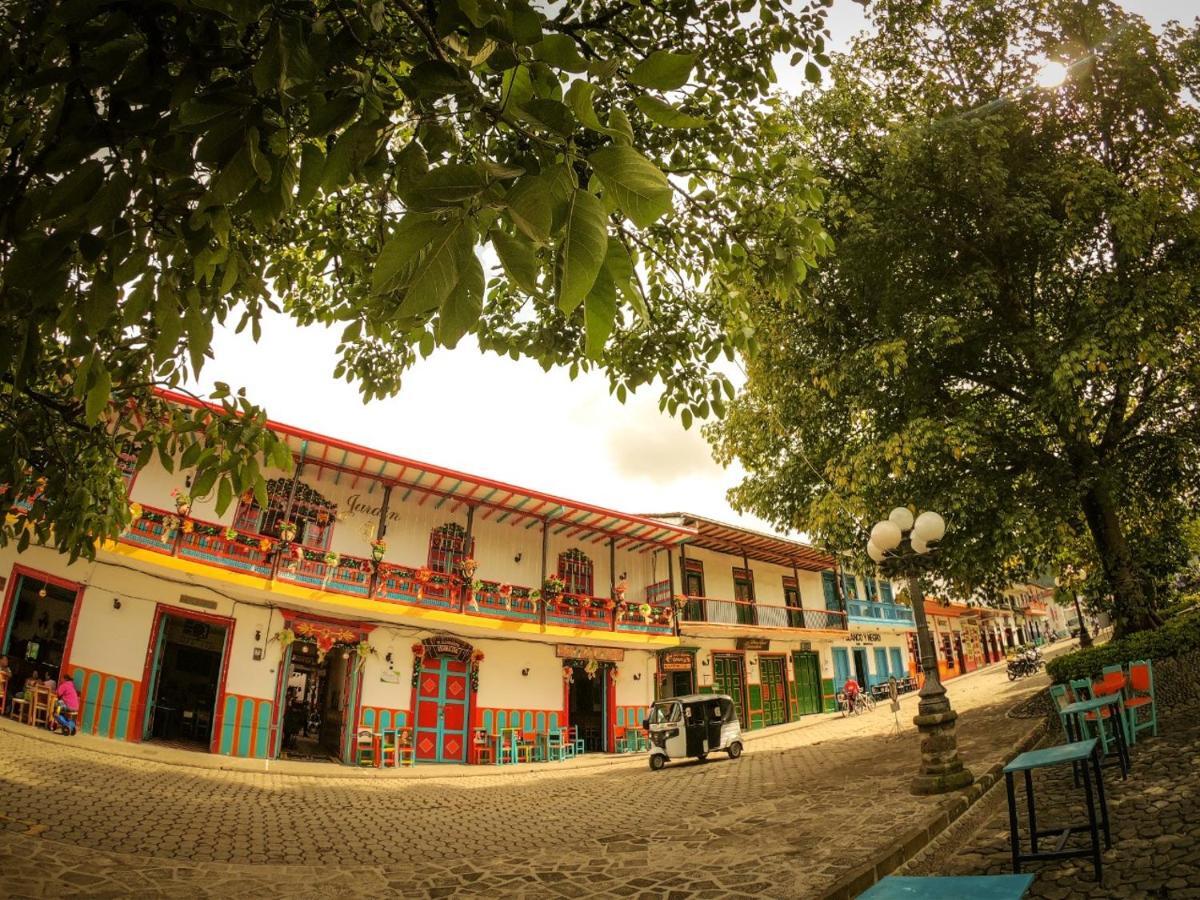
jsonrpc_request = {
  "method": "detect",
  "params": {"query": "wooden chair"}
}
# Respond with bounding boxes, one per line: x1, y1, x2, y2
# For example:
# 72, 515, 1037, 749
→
1123, 659, 1157, 743
396, 728, 414, 767
378, 728, 398, 767
354, 728, 377, 766
515, 729, 537, 763
543, 729, 567, 762
566, 725, 586, 757
471, 728, 494, 765
30, 687, 53, 729
0, 673, 7, 717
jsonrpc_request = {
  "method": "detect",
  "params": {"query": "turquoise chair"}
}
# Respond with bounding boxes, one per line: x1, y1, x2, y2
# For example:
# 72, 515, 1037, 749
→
1124, 659, 1157, 743
558, 727, 575, 760
544, 729, 567, 761
1048, 683, 1075, 738
1069, 678, 1122, 755
568, 725, 586, 756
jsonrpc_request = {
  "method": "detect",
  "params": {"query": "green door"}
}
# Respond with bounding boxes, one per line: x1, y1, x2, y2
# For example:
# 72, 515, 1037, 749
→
759, 656, 788, 726
792, 651, 822, 716
712, 655, 746, 725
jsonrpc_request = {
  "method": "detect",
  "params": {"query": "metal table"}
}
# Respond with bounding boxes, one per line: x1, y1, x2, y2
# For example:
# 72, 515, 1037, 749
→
858, 875, 1035, 899
1003, 738, 1111, 882
1060, 692, 1131, 780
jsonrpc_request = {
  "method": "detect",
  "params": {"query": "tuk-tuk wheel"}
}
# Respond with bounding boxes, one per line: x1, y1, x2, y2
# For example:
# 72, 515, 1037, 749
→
727, 741, 743, 759
649, 754, 666, 771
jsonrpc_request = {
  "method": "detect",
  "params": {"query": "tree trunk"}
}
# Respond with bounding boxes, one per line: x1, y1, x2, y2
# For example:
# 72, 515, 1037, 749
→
1078, 476, 1161, 637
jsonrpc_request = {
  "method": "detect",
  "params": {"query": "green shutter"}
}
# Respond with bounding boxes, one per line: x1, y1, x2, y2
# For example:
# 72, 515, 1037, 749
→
841, 573, 858, 601
865, 577, 879, 602
822, 571, 839, 610
881, 581, 894, 604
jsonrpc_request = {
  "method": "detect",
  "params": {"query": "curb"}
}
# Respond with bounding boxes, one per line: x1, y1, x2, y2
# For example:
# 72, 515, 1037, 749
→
821, 713, 1051, 900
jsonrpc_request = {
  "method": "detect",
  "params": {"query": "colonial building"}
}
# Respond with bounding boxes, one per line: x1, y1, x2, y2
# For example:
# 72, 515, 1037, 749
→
0, 393, 914, 764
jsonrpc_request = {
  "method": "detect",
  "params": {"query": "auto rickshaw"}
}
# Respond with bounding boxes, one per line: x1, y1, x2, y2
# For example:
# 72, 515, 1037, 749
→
644, 694, 743, 771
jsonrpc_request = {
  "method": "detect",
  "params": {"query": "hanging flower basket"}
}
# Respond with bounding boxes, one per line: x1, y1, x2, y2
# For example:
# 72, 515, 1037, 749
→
542, 574, 565, 605
457, 557, 478, 581
259, 537, 273, 553
562, 666, 574, 684
354, 641, 375, 670
181, 519, 195, 535
415, 567, 434, 584
321, 551, 341, 588
160, 515, 179, 543
128, 502, 143, 523
583, 658, 599, 680
274, 628, 296, 650
639, 602, 653, 623
279, 522, 298, 542
283, 544, 303, 572
370, 538, 387, 562
614, 579, 628, 603
224, 526, 238, 541
498, 583, 513, 610
171, 489, 191, 517
673, 594, 688, 610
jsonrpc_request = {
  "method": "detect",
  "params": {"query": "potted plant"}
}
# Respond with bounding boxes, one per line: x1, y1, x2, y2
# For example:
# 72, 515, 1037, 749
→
614, 579, 628, 603
321, 551, 340, 588
370, 538, 387, 562
224, 526, 238, 542
542, 573, 565, 606
279, 521, 298, 543
457, 556, 478, 581
171, 489, 191, 516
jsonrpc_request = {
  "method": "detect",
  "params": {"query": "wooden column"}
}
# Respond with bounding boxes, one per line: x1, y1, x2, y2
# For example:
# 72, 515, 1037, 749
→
791, 561, 803, 629
459, 504, 476, 613
270, 450, 306, 581
369, 483, 392, 598
669, 547, 680, 637
540, 518, 549, 628
609, 536, 617, 630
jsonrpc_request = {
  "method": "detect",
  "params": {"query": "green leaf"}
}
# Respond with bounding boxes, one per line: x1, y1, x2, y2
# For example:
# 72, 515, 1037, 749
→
371, 215, 436, 295
491, 230, 540, 294
588, 145, 673, 228
629, 51, 696, 90
805, 61, 821, 84
605, 240, 649, 323
410, 164, 488, 206
633, 95, 711, 129
566, 81, 604, 132
409, 60, 468, 98
681, 408, 693, 430
296, 143, 325, 207
505, 175, 553, 243
307, 94, 360, 137
45, 160, 105, 218
533, 34, 588, 73
437, 251, 483, 348
216, 475, 233, 515
584, 258, 617, 359
397, 219, 474, 317
518, 99, 576, 136
557, 189, 607, 314
85, 361, 111, 424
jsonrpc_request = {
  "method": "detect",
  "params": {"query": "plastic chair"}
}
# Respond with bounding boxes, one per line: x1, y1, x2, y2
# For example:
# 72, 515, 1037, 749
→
1124, 659, 1157, 743
354, 728, 377, 766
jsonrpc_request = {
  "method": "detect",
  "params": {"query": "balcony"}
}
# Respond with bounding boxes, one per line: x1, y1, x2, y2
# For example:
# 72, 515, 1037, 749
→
679, 595, 847, 631
846, 599, 915, 626
117, 505, 675, 636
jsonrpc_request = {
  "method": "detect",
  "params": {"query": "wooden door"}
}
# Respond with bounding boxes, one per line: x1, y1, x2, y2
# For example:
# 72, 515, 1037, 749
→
712, 655, 746, 725
141, 615, 169, 740
759, 656, 788, 726
792, 652, 821, 715
414, 655, 471, 762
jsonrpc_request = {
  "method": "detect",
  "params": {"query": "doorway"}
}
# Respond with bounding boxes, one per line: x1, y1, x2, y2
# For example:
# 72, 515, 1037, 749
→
792, 651, 822, 716
142, 611, 231, 750
567, 663, 609, 752
414, 651, 472, 762
758, 656, 788, 726
273, 638, 362, 763
954, 635, 967, 673
852, 647, 870, 688
712, 654, 747, 725
1, 570, 81, 691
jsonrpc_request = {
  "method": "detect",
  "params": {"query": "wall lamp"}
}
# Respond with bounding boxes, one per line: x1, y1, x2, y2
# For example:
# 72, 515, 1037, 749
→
632, 673, 641, 681
112, 597, 122, 610
514, 553, 523, 563
521, 667, 530, 676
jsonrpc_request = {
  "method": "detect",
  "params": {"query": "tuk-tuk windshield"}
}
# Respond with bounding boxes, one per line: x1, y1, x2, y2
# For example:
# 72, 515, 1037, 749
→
648, 701, 682, 725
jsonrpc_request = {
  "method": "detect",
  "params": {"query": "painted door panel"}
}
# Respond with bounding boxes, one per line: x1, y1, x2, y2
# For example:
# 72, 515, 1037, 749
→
414, 656, 471, 762
759, 657, 788, 726
712, 655, 746, 726
888, 648, 903, 677
832, 647, 851, 687
873, 648, 889, 686
792, 652, 821, 716
142, 616, 169, 739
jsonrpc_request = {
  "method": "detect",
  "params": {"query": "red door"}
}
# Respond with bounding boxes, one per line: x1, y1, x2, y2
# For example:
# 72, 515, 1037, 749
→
414, 655, 471, 762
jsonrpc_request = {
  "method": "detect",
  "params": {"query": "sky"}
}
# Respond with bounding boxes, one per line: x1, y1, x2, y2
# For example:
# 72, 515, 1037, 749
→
191, 0, 1193, 539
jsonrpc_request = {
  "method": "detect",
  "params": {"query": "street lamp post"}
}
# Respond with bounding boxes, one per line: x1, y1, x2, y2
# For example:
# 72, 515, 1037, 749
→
1072, 592, 1093, 648
868, 507, 974, 795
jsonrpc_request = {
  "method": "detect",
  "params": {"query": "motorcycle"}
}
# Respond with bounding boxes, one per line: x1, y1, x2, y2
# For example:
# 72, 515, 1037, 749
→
1006, 648, 1043, 680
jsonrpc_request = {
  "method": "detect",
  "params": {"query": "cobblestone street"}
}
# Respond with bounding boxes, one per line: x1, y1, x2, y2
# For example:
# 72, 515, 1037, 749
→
0, 661, 1052, 898
906, 701, 1200, 898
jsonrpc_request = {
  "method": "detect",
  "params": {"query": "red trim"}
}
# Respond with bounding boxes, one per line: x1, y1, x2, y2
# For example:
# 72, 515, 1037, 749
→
606, 667, 617, 753
133, 603, 236, 751
280, 608, 375, 636
155, 388, 695, 545
1, 564, 87, 677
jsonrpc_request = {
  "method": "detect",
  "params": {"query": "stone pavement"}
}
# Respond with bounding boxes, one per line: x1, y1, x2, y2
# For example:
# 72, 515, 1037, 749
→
905, 701, 1200, 898
0, 660, 1054, 898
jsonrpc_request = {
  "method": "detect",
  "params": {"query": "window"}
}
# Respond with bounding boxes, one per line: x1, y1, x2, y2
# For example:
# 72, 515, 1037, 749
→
783, 576, 804, 628
232, 478, 336, 549
683, 559, 705, 597
821, 571, 840, 611
880, 581, 894, 604
429, 522, 471, 575
840, 572, 859, 601
732, 567, 755, 625
116, 440, 142, 491
865, 577, 879, 602
558, 548, 593, 595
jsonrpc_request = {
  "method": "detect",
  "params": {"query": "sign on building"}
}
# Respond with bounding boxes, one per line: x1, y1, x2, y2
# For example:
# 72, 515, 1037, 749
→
660, 651, 694, 671
555, 644, 625, 662
735, 637, 770, 651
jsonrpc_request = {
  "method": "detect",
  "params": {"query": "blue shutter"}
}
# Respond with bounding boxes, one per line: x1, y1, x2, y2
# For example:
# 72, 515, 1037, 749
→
889, 647, 903, 676
841, 573, 858, 601
881, 582, 894, 604
865, 577, 879, 602
822, 572, 839, 611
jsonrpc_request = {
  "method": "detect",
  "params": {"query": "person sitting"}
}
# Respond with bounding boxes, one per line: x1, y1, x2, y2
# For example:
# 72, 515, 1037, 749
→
0, 655, 10, 678
54, 674, 79, 735
843, 677, 861, 709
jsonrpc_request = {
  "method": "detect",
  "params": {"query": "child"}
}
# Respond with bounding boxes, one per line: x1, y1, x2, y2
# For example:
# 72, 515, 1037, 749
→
55, 672, 79, 736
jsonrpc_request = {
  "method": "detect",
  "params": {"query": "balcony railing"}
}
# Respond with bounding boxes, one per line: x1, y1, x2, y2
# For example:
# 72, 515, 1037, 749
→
117, 505, 674, 636
679, 595, 847, 631
846, 599, 915, 625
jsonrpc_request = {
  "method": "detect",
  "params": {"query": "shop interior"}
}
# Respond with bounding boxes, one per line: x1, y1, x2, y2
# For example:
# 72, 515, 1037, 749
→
279, 640, 352, 761
2, 576, 76, 691
567, 663, 608, 752
146, 614, 227, 746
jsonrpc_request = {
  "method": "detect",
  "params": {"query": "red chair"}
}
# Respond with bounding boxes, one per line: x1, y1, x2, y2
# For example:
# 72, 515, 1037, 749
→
1123, 660, 1157, 743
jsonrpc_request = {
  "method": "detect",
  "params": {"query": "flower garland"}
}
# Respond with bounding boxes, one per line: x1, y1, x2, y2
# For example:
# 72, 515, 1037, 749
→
411, 643, 425, 688
470, 649, 484, 691
562, 665, 574, 684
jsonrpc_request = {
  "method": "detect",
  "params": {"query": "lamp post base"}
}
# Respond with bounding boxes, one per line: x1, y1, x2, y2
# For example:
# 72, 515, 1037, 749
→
910, 708, 975, 795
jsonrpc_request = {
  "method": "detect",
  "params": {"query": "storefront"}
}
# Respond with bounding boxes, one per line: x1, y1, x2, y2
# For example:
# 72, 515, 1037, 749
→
656, 648, 696, 699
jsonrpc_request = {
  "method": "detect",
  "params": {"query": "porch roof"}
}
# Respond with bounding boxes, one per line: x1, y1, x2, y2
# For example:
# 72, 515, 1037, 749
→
158, 391, 696, 552
642, 512, 835, 571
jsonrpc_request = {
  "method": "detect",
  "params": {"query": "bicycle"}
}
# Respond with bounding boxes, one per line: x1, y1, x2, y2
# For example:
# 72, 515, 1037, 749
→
837, 690, 876, 716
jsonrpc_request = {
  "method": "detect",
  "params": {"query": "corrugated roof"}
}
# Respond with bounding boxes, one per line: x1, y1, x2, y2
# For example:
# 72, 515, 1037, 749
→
158, 390, 696, 552
643, 512, 835, 571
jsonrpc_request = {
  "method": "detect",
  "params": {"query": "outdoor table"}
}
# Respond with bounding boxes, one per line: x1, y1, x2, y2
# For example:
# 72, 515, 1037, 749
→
1060, 693, 1131, 780
1003, 738, 1111, 882
858, 875, 1035, 899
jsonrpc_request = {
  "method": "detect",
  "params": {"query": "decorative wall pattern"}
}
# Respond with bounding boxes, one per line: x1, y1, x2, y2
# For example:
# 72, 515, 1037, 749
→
71, 665, 139, 742
217, 693, 273, 758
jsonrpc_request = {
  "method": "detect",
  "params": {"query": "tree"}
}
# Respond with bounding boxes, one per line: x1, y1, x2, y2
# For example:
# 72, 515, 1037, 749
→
708, 1, 1200, 635
0, 0, 835, 560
